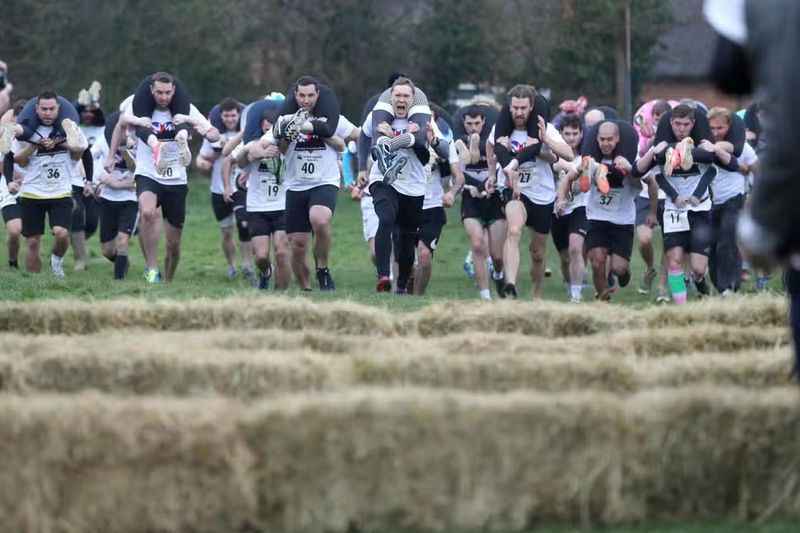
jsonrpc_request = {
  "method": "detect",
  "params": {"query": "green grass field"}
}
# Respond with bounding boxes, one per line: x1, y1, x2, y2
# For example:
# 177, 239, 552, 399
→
0, 174, 782, 308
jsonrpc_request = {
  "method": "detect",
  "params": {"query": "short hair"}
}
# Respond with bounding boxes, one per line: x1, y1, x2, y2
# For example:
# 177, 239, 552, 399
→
261, 108, 279, 126
391, 76, 416, 94
219, 97, 240, 113
386, 72, 406, 88
151, 72, 175, 85
559, 113, 582, 132
598, 121, 620, 137
671, 104, 696, 121
37, 90, 59, 103
506, 84, 537, 106
707, 106, 732, 124
12, 98, 27, 115
295, 76, 320, 91
652, 100, 671, 117
463, 105, 486, 121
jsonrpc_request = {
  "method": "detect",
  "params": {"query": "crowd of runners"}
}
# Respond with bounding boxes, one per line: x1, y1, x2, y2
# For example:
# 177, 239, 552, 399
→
0, 61, 766, 303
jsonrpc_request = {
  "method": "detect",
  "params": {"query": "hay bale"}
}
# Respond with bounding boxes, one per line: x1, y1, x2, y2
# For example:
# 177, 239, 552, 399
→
0, 389, 798, 531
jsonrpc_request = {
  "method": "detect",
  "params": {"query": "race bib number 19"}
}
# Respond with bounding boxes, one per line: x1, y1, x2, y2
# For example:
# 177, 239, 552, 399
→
663, 208, 690, 233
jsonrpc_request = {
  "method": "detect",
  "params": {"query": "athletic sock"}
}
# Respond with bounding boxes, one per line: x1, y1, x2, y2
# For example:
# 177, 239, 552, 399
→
668, 269, 688, 305
386, 132, 414, 152
570, 284, 583, 301
479, 289, 491, 301
113, 254, 128, 279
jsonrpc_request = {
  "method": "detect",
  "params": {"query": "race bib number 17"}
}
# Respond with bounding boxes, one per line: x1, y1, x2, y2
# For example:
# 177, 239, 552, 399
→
663, 208, 690, 233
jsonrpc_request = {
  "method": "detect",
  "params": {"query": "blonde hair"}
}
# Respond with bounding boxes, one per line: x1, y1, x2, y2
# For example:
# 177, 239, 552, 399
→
707, 107, 732, 124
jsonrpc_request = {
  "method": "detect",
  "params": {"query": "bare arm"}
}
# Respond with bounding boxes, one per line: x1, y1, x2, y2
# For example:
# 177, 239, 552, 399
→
323, 135, 346, 152
221, 131, 243, 158
104, 120, 125, 172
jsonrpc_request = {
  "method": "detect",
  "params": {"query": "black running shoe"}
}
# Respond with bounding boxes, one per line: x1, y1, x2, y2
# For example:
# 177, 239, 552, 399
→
494, 274, 506, 299
694, 276, 710, 296
618, 270, 631, 288
258, 265, 272, 290
317, 267, 336, 291
503, 283, 518, 299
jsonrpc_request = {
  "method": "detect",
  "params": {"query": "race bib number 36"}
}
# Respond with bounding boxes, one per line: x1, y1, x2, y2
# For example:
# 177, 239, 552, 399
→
42, 161, 67, 190
663, 208, 690, 233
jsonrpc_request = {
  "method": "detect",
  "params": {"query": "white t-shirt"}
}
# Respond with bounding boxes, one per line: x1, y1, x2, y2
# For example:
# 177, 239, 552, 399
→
245, 135, 285, 213
283, 115, 354, 192
79, 125, 109, 186
638, 168, 667, 200
660, 163, 714, 213
557, 156, 587, 216
200, 130, 238, 194
711, 142, 757, 205
366, 117, 427, 197
20, 126, 76, 199
585, 159, 640, 225
489, 123, 562, 205
423, 141, 459, 210
134, 109, 187, 185
99, 165, 137, 203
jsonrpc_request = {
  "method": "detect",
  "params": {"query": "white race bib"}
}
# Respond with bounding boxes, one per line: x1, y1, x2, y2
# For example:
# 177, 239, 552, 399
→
597, 189, 618, 210
41, 159, 69, 191
156, 142, 181, 180
518, 167, 536, 187
663, 207, 691, 233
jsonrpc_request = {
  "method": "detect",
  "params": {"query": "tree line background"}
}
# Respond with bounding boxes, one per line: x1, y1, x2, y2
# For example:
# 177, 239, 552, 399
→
0, 0, 670, 120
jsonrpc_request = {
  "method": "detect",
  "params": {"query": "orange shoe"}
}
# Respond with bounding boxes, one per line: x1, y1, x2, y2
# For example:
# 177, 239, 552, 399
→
376, 276, 392, 292
595, 164, 610, 195
578, 155, 593, 193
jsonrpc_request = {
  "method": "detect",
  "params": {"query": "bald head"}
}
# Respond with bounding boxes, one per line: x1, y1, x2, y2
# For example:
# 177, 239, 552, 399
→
597, 121, 620, 157
584, 109, 605, 129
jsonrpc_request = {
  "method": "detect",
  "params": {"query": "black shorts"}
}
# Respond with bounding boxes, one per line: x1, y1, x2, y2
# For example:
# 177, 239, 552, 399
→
248, 210, 286, 237
136, 175, 188, 229
2, 203, 21, 224
461, 191, 504, 226
285, 184, 338, 234
420, 206, 447, 253
551, 206, 588, 252
519, 195, 554, 235
585, 220, 635, 260
210, 192, 233, 222
635, 196, 666, 226
19, 197, 73, 237
99, 199, 138, 243
661, 209, 713, 256
71, 185, 87, 232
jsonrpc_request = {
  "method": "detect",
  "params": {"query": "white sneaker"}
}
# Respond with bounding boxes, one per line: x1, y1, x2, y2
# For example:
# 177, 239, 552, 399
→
0, 122, 16, 155
63, 119, 88, 151
50, 255, 65, 279
77, 89, 91, 107
88, 81, 102, 105
175, 134, 192, 167
569, 296, 582, 304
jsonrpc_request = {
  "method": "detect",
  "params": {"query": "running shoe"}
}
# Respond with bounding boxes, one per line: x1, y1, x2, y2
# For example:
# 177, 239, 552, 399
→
617, 270, 631, 288
663, 147, 676, 177
176, 134, 192, 167
544, 267, 553, 278
371, 139, 396, 177
0, 122, 15, 155
144, 268, 162, 284
756, 276, 770, 292
285, 108, 309, 141
494, 273, 506, 299
258, 265, 272, 290
655, 286, 670, 304
503, 283, 518, 299
578, 155, 593, 193
376, 276, 392, 292
607, 272, 619, 294
594, 163, 610, 195
152, 142, 166, 173
694, 276, 710, 297
227, 265, 237, 280
88, 81, 102, 105
63, 119, 88, 152
463, 253, 476, 279
77, 89, 91, 107
317, 267, 335, 291
50, 256, 65, 280
638, 267, 657, 295
383, 155, 408, 185
679, 138, 694, 171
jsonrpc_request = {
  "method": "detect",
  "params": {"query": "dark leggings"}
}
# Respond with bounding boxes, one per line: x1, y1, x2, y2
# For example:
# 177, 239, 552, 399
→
17, 96, 80, 142
370, 181, 423, 289
279, 84, 339, 138
243, 99, 283, 144
492, 94, 549, 167
132, 76, 192, 143
787, 267, 800, 380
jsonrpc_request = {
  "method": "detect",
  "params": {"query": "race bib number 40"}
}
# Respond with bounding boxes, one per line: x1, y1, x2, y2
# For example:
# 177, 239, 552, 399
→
663, 207, 690, 233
